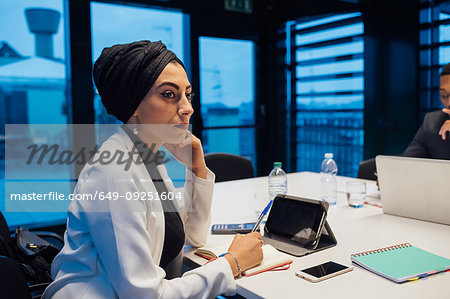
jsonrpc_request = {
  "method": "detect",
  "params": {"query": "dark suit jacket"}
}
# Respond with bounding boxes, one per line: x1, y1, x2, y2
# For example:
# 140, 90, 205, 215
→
403, 110, 450, 159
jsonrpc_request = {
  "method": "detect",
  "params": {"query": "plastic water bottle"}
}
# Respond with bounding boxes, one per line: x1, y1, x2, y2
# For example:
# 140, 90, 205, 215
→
268, 162, 288, 199
320, 153, 338, 205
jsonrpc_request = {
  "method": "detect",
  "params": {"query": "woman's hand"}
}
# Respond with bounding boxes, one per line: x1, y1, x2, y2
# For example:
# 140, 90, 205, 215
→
439, 108, 450, 140
225, 232, 263, 277
164, 132, 207, 179
190, 134, 207, 179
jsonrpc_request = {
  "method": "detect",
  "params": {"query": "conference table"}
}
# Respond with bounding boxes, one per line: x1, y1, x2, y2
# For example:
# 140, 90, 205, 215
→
184, 172, 450, 299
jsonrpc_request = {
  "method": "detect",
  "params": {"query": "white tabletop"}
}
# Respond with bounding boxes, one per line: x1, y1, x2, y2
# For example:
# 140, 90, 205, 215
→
184, 172, 450, 299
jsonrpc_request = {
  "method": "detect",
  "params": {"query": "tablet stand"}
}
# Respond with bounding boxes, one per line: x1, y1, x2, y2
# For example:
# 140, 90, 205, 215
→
262, 220, 337, 257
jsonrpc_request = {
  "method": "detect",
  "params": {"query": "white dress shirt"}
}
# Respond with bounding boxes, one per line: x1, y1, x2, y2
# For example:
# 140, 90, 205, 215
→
42, 128, 236, 299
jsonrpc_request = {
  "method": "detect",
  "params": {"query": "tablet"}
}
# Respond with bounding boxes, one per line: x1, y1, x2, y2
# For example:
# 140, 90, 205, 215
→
264, 195, 328, 249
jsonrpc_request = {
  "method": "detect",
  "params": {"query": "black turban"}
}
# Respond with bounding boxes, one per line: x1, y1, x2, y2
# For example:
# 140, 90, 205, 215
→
93, 40, 184, 123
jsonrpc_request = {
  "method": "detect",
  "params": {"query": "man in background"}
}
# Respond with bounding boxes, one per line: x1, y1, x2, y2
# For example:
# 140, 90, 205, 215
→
403, 63, 450, 159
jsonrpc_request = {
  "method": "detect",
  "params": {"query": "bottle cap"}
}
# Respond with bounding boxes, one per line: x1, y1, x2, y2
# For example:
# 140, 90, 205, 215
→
273, 162, 282, 168
324, 153, 333, 159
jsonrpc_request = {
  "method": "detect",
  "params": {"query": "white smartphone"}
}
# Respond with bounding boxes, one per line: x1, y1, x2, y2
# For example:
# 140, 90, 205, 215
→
295, 261, 353, 283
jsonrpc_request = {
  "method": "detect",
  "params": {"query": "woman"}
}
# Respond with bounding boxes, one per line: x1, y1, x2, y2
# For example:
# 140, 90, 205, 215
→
43, 41, 263, 298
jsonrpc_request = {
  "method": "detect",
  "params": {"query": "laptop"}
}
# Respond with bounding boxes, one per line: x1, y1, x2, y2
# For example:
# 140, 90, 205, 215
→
376, 155, 450, 225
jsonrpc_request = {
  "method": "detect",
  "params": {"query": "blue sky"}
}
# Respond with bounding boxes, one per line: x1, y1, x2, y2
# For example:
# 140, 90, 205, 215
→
0, 0, 65, 59
91, 2, 184, 62
200, 37, 254, 107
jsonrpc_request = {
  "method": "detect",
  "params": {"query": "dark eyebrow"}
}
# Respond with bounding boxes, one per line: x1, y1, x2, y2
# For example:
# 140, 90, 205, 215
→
157, 82, 191, 90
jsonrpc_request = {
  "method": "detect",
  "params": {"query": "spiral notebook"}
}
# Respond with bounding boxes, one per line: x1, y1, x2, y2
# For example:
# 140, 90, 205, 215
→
351, 243, 450, 283
195, 243, 292, 277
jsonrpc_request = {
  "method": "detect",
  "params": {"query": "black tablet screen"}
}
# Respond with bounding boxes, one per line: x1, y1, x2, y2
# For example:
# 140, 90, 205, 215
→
265, 197, 323, 245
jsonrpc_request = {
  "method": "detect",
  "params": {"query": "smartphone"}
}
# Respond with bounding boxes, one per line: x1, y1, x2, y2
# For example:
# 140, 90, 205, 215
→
211, 223, 257, 234
295, 261, 353, 282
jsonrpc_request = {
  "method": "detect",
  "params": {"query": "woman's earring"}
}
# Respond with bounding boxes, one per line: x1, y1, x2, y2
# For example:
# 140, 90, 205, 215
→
133, 114, 138, 135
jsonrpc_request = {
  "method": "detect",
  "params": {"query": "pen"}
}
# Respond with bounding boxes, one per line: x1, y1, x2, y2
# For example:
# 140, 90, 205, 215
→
251, 199, 273, 233
364, 201, 382, 208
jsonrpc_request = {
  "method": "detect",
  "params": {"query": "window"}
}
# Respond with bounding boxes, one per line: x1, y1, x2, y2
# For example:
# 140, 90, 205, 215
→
91, 3, 187, 187
287, 12, 364, 177
419, 0, 450, 118
0, 0, 70, 227
199, 37, 256, 167
91, 2, 185, 125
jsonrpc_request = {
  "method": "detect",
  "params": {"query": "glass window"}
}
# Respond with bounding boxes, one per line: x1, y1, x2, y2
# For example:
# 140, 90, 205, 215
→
288, 13, 364, 177
295, 12, 361, 30
295, 23, 363, 46
297, 95, 364, 110
297, 78, 364, 94
296, 59, 364, 77
420, 0, 450, 113
296, 41, 363, 61
91, 3, 187, 187
0, 0, 70, 228
91, 2, 185, 125
199, 37, 256, 166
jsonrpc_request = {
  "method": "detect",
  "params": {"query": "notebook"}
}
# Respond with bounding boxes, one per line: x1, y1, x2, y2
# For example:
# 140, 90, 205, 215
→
351, 243, 450, 283
195, 243, 293, 276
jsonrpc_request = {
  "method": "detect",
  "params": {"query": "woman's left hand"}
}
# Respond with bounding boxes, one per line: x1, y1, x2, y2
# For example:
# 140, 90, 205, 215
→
164, 132, 208, 179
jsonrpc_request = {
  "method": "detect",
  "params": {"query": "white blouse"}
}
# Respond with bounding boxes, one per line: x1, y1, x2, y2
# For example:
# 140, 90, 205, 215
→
42, 128, 236, 299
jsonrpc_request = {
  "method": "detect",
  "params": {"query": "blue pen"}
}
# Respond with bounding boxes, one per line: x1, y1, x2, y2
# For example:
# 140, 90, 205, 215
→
251, 199, 273, 233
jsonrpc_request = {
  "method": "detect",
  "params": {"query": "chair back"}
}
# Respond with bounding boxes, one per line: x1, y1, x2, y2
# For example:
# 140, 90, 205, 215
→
0, 256, 32, 299
0, 212, 16, 259
205, 153, 253, 182
357, 158, 377, 180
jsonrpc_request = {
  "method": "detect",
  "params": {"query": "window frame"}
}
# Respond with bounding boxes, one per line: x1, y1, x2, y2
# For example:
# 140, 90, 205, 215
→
286, 12, 365, 177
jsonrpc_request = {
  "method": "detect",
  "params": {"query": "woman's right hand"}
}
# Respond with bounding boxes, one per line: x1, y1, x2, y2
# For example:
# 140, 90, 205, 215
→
224, 232, 263, 277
